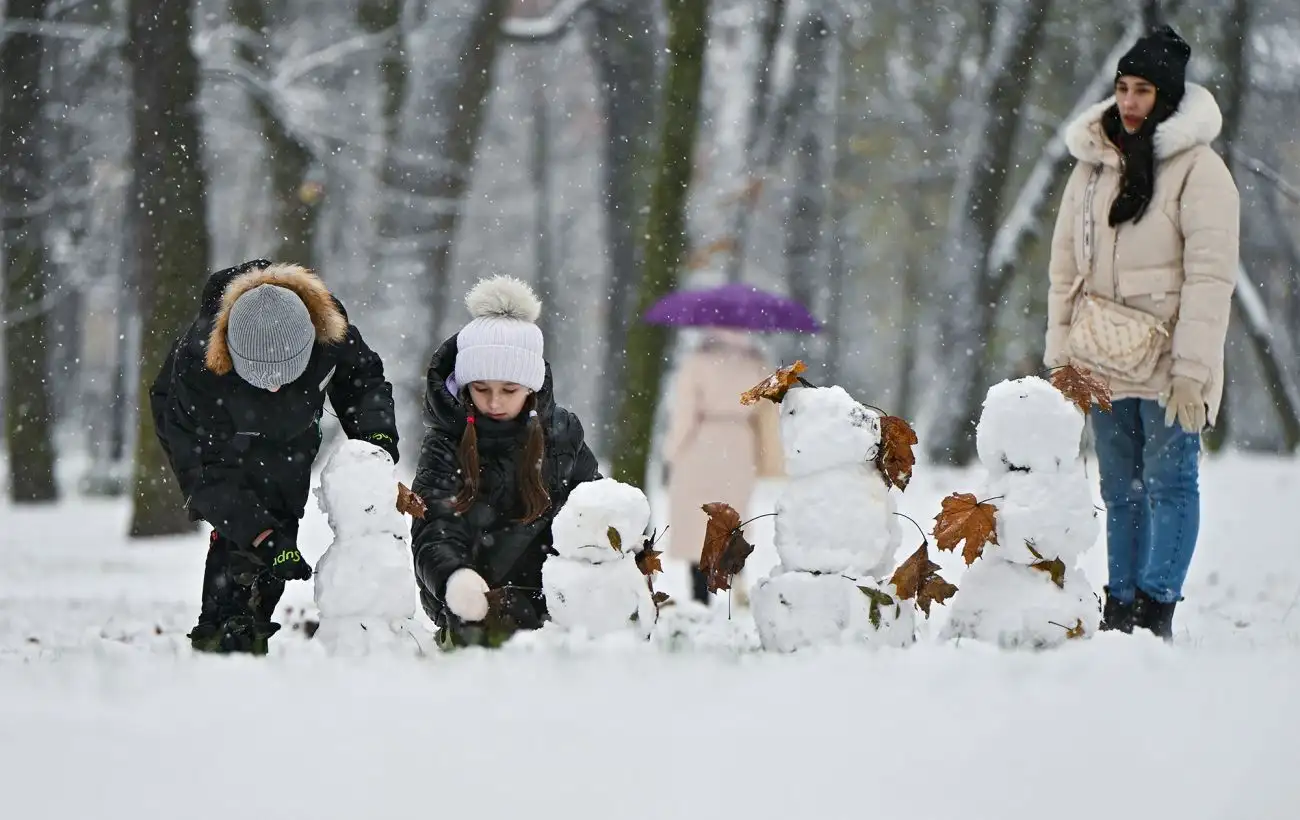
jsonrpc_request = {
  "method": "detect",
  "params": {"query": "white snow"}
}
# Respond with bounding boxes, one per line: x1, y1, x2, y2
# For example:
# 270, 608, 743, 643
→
544, 478, 656, 639
2, 451, 1299, 819
752, 569, 915, 653
941, 559, 1102, 649
976, 376, 1084, 473
311, 440, 424, 656
780, 384, 881, 476
754, 384, 909, 650
984, 467, 1100, 566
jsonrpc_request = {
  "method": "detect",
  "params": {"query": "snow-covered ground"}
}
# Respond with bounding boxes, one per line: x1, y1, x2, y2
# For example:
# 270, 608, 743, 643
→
2, 450, 1298, 819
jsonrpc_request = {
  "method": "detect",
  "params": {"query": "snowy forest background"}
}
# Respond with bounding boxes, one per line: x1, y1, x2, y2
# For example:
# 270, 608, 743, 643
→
2, 0, 1299, 537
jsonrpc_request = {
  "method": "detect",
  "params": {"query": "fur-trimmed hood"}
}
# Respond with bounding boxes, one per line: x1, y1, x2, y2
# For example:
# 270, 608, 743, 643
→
1064, 82, 1223, 167
204, 262, 348, 375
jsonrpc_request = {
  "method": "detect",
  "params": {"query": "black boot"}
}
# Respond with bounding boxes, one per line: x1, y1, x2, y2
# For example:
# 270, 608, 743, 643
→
1099, 587, 1135, 633
1133, 588, 1177, 641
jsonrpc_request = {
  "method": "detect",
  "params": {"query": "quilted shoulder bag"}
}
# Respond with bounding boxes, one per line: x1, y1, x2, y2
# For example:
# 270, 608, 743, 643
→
1065, 165, 1171, 383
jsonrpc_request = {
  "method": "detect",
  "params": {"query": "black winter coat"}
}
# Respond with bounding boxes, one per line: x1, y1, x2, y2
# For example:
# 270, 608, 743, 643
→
410, 335, 600, 625
150, 260, 398, 548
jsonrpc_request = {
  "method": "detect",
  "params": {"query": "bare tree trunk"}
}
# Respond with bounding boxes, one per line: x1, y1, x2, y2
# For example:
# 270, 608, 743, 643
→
128, 0, 211, 536
1, 0, 59, 504
228, 0, 321, 268
584, 0, 660, 440
1234, 265, 1300, 451
1141, 0, 1164, 29
530, 59, 557, 345
1204, 0, 1251, 452
723, 0, 786, 283
823, 19, 853, 386
924, 0, 1053, 464
380, 0, 508, 455
358, 0, 409, 148
611, 0, 710, 485
781, 13, 833, 336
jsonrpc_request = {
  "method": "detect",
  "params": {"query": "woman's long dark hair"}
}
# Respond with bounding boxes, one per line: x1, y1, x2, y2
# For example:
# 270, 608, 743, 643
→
1102, 94, 1178, 227
452, 392, 550, 523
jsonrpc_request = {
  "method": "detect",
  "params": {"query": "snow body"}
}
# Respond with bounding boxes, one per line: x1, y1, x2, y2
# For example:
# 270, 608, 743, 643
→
313, 440, 422, 656
949, 377, 1103, 647
752, 385, 912, 652
752, 570, 915, 653
544, 478, 656, 639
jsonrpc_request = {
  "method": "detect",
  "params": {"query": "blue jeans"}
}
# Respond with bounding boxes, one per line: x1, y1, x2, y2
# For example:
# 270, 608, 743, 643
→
1090, 399, 1200, 604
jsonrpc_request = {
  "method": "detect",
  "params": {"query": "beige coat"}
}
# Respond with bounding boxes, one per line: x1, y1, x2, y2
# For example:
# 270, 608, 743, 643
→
1045, 82, 1240, 423
663, 339, 784, 562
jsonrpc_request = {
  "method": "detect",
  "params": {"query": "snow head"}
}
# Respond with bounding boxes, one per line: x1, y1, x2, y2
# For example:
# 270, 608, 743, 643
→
976, 377, 1083, 473
780, 386, 881, 477
318, 439, 406, 537
551, 478, 651, 564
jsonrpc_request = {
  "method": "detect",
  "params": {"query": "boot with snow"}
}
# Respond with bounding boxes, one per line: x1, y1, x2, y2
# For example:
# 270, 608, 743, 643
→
1133, 588, 1177, 641
188, 616, 281, 655
1099, 587, 1135, 633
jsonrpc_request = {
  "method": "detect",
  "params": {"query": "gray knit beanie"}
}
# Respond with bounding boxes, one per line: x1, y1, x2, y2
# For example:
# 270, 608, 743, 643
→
226, 284, 315, 390
454, 276, 545, 392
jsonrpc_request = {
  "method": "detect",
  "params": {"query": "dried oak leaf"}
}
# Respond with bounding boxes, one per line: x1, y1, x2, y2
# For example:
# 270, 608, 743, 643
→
652, 591, 674, 610
1064, 619, 1086, 639
396, 482, 427, 519
636, 545, 664, 576
875, 415, 919, 491
933, 492, 999, 565
1030, 557, 1067, 589
1049, 364, 1113, 414
699, 502, 755, 593
740, 361, 808, 406
888, 543, 958, 617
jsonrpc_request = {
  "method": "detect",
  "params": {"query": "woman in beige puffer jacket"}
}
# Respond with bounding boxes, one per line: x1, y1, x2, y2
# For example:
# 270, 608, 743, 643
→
1044, 26, 1239, 641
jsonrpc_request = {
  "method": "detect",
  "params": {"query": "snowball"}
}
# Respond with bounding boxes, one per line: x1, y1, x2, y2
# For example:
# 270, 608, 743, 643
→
317, 439, 406, 537
313, 440, 421, 656
976, 377, 1083, 474
780, 386, 881, 477
542, 553, 656, 640
751, 569, 916, 653
983, 467, 1101, 566
940, 558, 1102, 649
774, 464, 899, 576
551, 478, 650, 564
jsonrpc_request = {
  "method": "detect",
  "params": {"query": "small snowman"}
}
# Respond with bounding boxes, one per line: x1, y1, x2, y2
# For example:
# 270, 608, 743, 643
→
940, 376, 1102, 649
751, 381, 917, 652
313, 439, 424, 656
544, 478, 659, 640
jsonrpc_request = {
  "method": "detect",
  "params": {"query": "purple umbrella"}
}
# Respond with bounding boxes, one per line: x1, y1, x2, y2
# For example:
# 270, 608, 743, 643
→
643, 283, 821, 333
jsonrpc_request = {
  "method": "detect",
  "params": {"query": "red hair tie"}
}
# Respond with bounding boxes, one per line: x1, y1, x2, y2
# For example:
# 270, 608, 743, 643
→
466, 414, 476, 425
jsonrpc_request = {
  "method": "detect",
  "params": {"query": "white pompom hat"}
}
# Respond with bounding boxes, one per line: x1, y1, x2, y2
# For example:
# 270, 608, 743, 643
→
454, 275, 545, 392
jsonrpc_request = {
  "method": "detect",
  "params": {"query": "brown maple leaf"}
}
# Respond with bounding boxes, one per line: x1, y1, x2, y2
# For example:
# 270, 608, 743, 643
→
636, 545, 664, 576
1051, 619, 1087, 639
699, 502, 755, 593
875, 415, 919, 491
740, 361, 808, 406
933, 492, 999, 565
888, 543, 958, 617
1049, 364, 1113, 414
1030, 557, 1067, 589
396, 482, 427, 519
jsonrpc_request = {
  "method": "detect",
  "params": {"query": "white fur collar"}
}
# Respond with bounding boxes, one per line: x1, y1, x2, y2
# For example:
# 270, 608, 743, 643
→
1064, 82, 1223, 166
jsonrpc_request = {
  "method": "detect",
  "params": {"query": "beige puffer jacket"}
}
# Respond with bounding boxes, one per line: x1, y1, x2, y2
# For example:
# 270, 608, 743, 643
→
1044, 82, 1240, 423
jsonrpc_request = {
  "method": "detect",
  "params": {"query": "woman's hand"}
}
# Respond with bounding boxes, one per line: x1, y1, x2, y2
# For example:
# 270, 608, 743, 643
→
1162, 376, 1206, 433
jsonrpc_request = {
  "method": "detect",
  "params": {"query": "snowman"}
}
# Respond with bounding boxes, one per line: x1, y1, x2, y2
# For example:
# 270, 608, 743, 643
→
751, 384, 916, 652
543, 478, 659, 640
940, 377, 1102, 649
312, 439, 424, 656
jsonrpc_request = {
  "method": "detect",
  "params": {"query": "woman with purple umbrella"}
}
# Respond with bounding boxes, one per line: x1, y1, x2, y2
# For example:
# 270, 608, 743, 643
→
648, 283, 818, 604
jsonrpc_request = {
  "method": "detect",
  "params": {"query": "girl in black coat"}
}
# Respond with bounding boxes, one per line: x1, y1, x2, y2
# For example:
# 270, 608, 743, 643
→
410, 276, 600, 647
151, 260, 399, 654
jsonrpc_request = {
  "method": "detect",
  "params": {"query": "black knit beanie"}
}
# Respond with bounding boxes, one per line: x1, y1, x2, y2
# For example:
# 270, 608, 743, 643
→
1116, 25, 1191, 109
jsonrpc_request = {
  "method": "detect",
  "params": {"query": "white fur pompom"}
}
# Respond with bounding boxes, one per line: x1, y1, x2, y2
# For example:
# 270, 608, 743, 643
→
465, 275, 542, 323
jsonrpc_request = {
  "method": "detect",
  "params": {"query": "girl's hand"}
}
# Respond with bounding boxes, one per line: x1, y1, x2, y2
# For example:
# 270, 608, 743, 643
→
446, 568, 490, 621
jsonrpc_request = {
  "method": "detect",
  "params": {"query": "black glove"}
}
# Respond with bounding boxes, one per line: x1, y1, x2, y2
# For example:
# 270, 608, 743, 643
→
365, 431, 400, 464
235, 531, 312, 584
